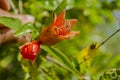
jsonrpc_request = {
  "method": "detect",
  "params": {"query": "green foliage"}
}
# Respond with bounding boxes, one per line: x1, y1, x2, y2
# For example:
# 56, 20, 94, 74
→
99, 68, 120, 80
0, 17, 22, 30
41, 46, 84, 79
0, 17, 39, 39
15, 22, 39, 39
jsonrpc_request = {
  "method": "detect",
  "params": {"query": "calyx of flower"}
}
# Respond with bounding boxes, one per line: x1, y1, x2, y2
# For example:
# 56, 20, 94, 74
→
39, 10, 79, 45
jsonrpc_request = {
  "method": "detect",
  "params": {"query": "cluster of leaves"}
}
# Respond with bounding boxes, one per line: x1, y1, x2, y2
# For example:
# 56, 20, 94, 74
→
0, 0, 120, 80
100, 68, 120, 80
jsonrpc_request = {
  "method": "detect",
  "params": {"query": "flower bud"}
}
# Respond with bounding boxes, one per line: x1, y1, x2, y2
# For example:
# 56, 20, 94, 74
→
19, 41, 40, 64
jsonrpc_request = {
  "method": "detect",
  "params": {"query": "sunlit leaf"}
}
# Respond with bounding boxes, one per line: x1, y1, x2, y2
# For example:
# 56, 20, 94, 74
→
76, 43, 99, 74
15, 22, 39, 39
0, 17, 22, 30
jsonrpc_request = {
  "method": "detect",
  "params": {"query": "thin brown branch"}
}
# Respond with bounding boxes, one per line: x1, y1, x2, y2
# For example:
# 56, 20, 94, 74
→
18, 0, 23, 14
98, 28, 120, 48
9, 0, 18, 14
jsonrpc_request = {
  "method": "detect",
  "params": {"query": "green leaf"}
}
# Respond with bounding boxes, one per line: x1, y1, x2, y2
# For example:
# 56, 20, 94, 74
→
99, 68, 120, 80
0, 17, 39, 39
46, 0, 67, 26
41, 46, 84, 79
42, 46, 71, 67
76, 43, 99, 74
15, 22, 39, 39
53, 0, 67, 14
21, 60, 38, 80
0, 17, 22, 30
15, 23, 31, 36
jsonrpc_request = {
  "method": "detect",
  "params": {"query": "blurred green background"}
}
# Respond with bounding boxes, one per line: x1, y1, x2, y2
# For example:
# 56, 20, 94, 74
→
0, 0, 120, 80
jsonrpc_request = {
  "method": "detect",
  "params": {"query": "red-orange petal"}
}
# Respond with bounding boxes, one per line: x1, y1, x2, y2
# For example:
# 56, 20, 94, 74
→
67, 19, 78, 28
57, 19, 78, 36
59, 31, 80, 39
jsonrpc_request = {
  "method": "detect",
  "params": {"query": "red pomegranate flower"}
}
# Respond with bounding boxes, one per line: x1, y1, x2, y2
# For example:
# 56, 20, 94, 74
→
19, 41, 40, 64
39, 10, 79, 45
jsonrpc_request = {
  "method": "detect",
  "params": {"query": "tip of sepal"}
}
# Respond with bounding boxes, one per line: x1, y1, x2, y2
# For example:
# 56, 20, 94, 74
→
55, 10, 66, 25
57, 10, 66, 20
53, 13, 57, 24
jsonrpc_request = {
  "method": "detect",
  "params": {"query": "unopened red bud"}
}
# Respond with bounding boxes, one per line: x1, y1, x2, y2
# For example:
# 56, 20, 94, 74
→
19, 41, 40, 64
